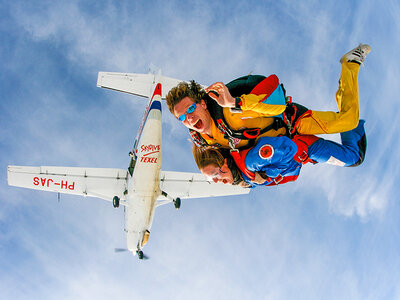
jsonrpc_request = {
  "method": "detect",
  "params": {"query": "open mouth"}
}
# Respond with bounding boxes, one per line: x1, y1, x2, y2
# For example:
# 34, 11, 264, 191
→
193, 119, 203, 130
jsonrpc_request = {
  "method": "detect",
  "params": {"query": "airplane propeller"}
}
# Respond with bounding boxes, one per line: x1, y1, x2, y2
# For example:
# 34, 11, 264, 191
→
114, 248, 129, 253
114, 248, 150, 259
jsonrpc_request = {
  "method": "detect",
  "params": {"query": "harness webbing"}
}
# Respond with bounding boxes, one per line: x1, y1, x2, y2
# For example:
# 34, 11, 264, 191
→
230, 149, 255, 181
230, 134, 320, 186
190, 74, 288, 149
189, 75, 313, 149
291, 135, 320, 164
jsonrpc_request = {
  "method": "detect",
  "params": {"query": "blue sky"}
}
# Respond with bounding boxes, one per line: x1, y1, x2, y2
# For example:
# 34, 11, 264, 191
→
1, 0, 400, 299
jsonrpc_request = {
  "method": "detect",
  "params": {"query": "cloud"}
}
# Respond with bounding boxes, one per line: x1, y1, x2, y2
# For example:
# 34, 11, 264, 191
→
2, 1, 400, 300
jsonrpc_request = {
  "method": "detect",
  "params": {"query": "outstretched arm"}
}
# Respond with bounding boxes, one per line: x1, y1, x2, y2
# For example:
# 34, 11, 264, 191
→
205, 80, 286, 116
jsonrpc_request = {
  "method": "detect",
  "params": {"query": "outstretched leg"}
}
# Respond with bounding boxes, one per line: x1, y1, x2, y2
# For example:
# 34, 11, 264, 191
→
307, 120, 366, 167
295, 44, 370, 135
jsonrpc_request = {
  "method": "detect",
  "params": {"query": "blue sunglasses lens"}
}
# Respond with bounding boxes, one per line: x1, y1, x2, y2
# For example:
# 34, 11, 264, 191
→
187, 104, 196, 113
178, 103, 196, 122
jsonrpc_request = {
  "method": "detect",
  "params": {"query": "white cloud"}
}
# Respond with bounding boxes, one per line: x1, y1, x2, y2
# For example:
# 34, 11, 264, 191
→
2, 0, 400, 299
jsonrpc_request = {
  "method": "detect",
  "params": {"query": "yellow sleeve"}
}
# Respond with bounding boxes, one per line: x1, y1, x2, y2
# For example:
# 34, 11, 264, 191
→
240, 94, 286, 116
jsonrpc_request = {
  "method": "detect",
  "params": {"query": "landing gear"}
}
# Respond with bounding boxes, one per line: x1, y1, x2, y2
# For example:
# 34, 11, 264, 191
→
137, 250, 144, 260
174, 197, 181, 209
161, 191, 181, 210
113, 196, 120, 208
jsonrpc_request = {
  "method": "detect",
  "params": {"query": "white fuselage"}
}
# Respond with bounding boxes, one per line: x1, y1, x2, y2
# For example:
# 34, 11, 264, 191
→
125, 83, 162, 253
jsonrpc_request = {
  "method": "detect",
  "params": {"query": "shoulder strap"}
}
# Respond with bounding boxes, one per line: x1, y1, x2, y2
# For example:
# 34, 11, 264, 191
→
229, 149, 255, 180
291, 135, 320, 164
189, 129, 222, 148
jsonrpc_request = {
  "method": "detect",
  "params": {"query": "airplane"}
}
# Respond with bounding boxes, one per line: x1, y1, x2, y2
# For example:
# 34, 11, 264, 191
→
7, 71, 250, 259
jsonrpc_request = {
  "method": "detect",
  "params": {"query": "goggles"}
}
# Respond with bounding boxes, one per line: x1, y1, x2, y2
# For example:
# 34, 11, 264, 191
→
205, 167, 226, 181
178, 103, 197, 122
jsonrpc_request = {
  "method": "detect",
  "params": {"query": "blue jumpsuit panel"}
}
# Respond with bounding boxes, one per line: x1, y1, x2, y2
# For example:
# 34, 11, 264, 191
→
240, 120, 366, 186
243, 136, 302, 187
308, 120, 365, 166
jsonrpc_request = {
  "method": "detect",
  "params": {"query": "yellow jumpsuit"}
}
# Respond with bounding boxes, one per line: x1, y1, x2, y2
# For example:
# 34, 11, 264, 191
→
201, 61, 361, 149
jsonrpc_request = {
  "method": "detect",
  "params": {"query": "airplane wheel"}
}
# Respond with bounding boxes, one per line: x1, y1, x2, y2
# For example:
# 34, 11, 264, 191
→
113, 196, 120, 208
174, 197, 181, 210
137, 250, 144, 260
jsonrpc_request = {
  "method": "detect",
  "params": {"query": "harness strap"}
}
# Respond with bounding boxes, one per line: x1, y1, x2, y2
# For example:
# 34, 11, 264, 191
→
229, 139, 311, 186
189, 130, 207, 147
229, 149, 255, 181
220, 118, 284, 146
191, 77, 313, 148
283, 102, 313, 137
206, 74, 288, 149
282, 96, 295, 135
291, 135, 320, 164
265, 174, 299, 186
189, 130, 222, 148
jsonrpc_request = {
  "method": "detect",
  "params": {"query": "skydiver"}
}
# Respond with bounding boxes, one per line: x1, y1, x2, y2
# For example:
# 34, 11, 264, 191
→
192, 120, 366, 188
166, 44, 371, 150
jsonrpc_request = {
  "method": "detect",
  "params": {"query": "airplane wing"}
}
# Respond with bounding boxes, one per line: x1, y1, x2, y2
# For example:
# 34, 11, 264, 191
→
7, 166, 128, 201
97, 72, 195, 99
158, 170, 250, 200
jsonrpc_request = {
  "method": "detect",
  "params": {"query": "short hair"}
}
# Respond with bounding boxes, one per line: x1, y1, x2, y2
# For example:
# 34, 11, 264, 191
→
166, 80, 206, 116
192, 144, 225, 170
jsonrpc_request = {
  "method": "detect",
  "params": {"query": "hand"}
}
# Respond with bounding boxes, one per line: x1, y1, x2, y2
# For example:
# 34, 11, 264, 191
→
252, 172, 267, 184
205, 82, 236, 108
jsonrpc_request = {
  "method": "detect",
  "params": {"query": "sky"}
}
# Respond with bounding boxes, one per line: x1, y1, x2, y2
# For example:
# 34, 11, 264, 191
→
1, 0, 400, 299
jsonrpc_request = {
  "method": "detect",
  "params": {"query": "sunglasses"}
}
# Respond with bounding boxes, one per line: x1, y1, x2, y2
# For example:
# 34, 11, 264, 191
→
178, 103, 197, 122
204, 166, 228, 182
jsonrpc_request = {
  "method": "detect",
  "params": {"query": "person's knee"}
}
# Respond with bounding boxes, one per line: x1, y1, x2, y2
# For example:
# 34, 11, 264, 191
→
347, 133, 367, 167
347, 118, 359, 131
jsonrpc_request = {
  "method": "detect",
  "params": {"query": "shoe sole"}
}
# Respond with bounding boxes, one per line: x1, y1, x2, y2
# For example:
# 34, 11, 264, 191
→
340, 44, 371, 64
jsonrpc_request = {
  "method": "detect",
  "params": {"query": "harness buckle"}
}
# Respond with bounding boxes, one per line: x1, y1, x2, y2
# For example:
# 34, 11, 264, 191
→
283, 113, 293, 137
217, 119, 232, 136
228, 139, 238, 151
273, 174, 284, 184
297, 151, 309, 163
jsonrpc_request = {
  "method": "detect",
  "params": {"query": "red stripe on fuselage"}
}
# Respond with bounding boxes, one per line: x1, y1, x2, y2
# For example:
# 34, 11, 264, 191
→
132, 82, 162, 158
151, 83, 162, 99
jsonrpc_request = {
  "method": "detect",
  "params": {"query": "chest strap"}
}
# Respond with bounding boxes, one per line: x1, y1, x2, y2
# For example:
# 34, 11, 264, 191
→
217, 117, 285, 150
291, 135, 320, 164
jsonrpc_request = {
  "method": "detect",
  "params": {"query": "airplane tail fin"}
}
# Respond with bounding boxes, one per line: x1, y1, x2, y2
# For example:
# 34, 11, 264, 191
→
7, 166, 128, 201
97, 72, 186, 99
